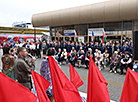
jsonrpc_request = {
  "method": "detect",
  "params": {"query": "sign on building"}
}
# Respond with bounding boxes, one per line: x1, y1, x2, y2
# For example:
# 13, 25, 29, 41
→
88, 28, 104, 36
64, 30, 75, 36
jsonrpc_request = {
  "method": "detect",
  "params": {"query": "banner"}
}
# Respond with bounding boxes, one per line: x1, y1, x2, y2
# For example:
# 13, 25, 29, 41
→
64, 30, 75, 36
88, 28, 104, 36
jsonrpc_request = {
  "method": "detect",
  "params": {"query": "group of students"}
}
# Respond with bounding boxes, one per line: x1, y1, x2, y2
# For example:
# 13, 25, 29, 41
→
1, 38, 135, 75
51, 39, 134, 75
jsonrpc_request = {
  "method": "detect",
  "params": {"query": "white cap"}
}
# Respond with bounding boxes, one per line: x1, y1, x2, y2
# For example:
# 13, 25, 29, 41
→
114, 51, 118, 53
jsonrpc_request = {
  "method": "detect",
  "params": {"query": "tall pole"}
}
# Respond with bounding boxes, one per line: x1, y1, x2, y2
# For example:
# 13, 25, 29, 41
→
34, 28, 36, 42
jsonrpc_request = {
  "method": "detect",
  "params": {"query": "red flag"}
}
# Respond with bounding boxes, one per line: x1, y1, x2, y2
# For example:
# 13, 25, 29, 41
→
48, 56, 83, 102
135, 92, 138, 102
0, 72, 37, 102
69, 63, 83, 88
120, 68, 138, 102
102, 29, 107, 44
31, 71, 51, 102
87, 56, 110, 102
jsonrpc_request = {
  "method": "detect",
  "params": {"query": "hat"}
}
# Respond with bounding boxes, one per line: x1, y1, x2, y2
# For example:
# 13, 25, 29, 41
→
114, 51, 118, 53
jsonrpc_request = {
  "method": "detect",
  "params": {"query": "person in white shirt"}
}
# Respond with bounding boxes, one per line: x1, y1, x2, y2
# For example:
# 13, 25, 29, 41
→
30, 42, 36, 56
62, 49, 67, 59
15, 41, 19, 47
19, 41, 24, 47
120, 51, 132, 75
94, 49, 99, 61
61, 49, 68, 64
95, 50, 103, 70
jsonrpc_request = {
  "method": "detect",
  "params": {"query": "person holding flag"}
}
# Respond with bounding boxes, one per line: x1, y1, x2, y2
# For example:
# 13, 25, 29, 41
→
40, 47, 56, 102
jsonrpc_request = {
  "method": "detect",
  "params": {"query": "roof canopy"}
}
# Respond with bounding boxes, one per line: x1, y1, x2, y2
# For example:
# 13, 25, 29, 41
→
32, 0, 138, 27
0, 26, 49, 34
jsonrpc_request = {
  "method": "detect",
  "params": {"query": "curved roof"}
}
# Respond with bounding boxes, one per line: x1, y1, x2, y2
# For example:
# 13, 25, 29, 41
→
32, 0, 138, 27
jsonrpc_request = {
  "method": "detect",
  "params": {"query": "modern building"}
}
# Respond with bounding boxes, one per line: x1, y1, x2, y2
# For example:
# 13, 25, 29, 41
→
32, 0, 138, 43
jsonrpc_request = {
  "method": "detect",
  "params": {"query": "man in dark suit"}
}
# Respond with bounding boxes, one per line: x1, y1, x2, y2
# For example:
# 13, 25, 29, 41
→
106, 42, 112, 57
36, 41, 42, 58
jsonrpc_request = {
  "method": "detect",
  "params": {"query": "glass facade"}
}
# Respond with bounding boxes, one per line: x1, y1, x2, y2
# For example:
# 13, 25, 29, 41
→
123, 21, 132, 31
74, 24, 87, 36
105, 21, 121, 35
51, 20, 134, 42
123, 21, 132, 37
89, 23, 103, 28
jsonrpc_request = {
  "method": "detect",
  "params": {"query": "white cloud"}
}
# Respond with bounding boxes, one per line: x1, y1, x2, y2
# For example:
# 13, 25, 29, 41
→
0, 0, 109, 27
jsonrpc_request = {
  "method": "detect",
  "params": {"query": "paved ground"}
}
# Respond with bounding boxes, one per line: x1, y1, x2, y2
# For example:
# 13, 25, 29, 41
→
35, 59, 126, 102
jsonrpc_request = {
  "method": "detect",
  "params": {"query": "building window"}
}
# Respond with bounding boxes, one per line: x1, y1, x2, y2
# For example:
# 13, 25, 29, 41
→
74, 24, 87, 36
89, 23, 103, 28
55, 26, 63, 35
51, 28, 56, 36
105, 21, 121, 31
123, 21, 132, 31
105, 21, 121, 35
63, 25, 74, 31
123, 21, 132, 36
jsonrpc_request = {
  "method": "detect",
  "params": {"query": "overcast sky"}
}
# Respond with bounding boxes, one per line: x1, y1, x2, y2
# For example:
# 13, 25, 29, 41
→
0, 0, 109, 27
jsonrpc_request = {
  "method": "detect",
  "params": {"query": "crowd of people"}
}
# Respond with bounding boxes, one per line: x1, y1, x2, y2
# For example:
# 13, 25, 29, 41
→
0, 37, 136, 75
0, 37, 137, 102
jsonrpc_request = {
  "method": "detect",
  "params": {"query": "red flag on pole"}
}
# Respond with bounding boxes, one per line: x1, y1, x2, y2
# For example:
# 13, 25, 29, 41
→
69, 63, 83, 88
31, 71, 51, 102
87, 56, 110, 102
0, 72, 37, 102
120, 68, 138, 102
102, 29, 107, 44
48, 56, 83, 102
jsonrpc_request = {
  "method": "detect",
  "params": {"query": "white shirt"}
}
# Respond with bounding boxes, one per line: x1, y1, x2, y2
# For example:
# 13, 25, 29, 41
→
30, 44, 35, 50
19, 43, 24, 47
62, 52, 67, 59
37, 44, 39, 49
